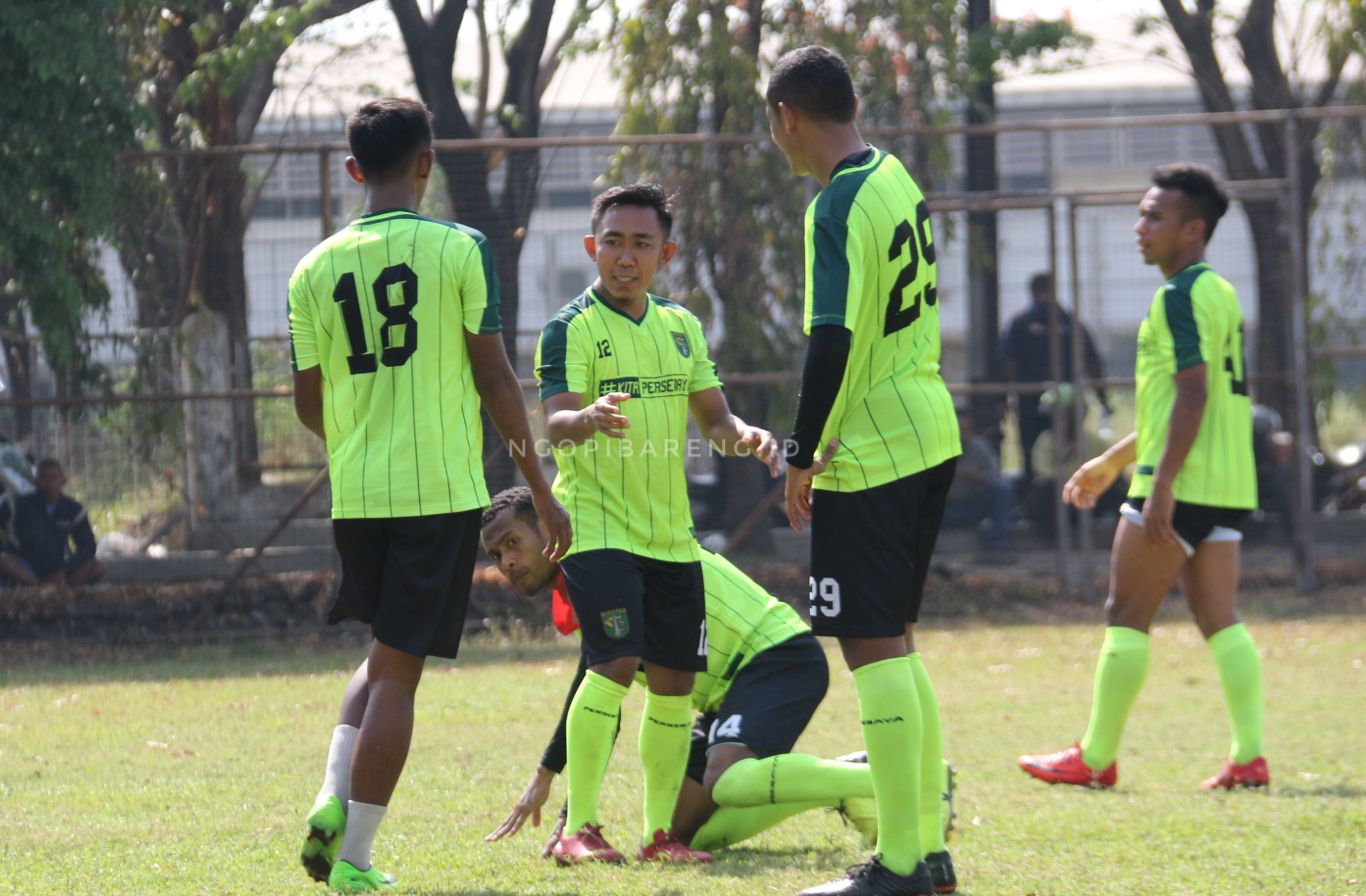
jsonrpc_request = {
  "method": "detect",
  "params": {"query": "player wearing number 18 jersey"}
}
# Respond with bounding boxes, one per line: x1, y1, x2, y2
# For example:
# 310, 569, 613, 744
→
288, 98, 569, 893
1018, 163, 1266, 796
770, 46, 960, 896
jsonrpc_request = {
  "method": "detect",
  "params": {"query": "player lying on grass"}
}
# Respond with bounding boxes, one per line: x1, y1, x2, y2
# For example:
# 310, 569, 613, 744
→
480, 486, 957, 892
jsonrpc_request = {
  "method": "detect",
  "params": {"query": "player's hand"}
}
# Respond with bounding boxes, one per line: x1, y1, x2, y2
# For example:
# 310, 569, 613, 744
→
739, 425, 783, 477
1061, 455, 1120, 510
539, 813, 566, 858
784, 465, 816, 532
582, 392, 631, 438
531, 488, 572, 562
1141, 482, 1182, 549
810, 439, 839, 476
485, 767, 555, 842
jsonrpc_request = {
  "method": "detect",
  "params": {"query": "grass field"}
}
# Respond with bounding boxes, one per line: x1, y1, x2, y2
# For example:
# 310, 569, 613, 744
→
2, 588, 1364, 896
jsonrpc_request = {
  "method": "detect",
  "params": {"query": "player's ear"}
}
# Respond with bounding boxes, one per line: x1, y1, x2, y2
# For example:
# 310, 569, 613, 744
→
659, 239, 679, 266
344, 156, 365, 186
583, 234, 598, 260
415, 148, 434, 179
778, 101, 799, 133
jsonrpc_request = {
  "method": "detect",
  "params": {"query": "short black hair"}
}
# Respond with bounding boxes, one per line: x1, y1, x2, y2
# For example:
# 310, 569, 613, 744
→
590, 183, 674, 238
765, 46, 857, 124
346, 97, 434, 184
1029, 272, 1054, 298
481, 486, 537, 530
36, 457, 62, 474
1152, 163, 1229, 241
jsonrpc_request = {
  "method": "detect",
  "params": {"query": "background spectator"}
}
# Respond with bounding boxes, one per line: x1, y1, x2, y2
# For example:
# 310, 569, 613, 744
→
997, 272, 1111, 493
14, 458, 104, 585
943, 408, 1013, 551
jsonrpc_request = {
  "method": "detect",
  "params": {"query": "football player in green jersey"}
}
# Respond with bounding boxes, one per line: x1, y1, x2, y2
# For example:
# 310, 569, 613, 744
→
533, 184, 783, 864
289, 98, 570, 893
479, 487, 956, 864
769, 46, 961, 896
1018, 163, 1266, 793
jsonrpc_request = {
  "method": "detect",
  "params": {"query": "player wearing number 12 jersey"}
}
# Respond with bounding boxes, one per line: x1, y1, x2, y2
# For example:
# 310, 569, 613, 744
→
770, 46, 960, 896
288, 97, 570, 893
1018, 163, 1266, 794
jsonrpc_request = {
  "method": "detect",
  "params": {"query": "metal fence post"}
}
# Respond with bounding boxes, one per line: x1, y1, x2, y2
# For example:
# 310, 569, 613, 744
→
1284, 113, 1319, 591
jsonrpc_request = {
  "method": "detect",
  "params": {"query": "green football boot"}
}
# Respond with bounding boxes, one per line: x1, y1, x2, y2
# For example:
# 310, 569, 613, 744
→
327, 860, 396, 893
302, 795, 347, 883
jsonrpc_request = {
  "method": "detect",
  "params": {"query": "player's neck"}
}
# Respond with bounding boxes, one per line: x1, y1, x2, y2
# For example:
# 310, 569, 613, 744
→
592, 279, 648, 320
811, 127, 869, 188
1160, 247, 1206, 280
363, 185, 420, 215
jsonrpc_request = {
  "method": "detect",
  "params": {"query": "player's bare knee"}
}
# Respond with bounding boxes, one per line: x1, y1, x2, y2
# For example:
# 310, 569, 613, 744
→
590, 655, 641, 687
702, 745, 756, 796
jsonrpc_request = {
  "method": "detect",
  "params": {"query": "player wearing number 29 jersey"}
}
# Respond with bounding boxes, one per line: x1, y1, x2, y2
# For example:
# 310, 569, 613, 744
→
802, 148, 960, 493
288, 210, 500, 518
1130, 261, 1255, 509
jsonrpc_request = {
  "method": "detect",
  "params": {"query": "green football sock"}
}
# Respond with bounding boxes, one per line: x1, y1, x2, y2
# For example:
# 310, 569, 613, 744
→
689, 800, 827, 852
711, 754, 874, 807
565, 670, 629, 833
907, 653, 945, 858
1208, 623, 1263, 763
853, 656, 922, 877
1080, 626, 1150, 770
639, 690, 693, 841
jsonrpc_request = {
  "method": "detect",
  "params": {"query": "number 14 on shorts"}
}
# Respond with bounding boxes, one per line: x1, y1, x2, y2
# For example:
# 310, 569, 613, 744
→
810, 577, 842, 618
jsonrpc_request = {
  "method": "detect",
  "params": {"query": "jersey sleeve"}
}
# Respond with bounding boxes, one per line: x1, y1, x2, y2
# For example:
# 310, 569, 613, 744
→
686, 312, 723, 393
459, 232, 502, 335
805, 206, 866, 333
1161, 286, 1203, 371
536, 315, 588, 401
287, 270, 319, 372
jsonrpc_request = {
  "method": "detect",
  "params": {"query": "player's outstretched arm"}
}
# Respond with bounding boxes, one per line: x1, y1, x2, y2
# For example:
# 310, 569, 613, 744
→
689, 388, 783, 477
485, 765, 556, 842
543, 390, 632, 445
466, 332, 572, 561
1062, 432, 1137, 510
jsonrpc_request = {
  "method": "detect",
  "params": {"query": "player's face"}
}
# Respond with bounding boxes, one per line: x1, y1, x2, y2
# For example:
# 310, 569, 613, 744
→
480, 509, 557, 596
1134, 187, 1200, 269
585, 205, 677, 306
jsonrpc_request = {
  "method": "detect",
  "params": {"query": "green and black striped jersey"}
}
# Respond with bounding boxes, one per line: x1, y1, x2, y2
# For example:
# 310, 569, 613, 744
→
535, 289, 722, 562
288, 208, 500, 519
803, 147, 960, 492
1129, 262, 1256, 509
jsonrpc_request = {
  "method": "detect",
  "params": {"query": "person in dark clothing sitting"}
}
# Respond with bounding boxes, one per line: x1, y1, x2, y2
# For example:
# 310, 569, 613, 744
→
13, 458, 104, 585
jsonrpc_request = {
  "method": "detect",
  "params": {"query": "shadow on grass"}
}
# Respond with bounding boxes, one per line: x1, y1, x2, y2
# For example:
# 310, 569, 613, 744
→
0, 631, 581, 687
1273, 785, 1366, 799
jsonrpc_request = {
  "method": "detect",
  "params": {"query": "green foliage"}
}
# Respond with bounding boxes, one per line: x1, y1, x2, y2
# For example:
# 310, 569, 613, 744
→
0, 0, 139, 373
2, 600, 1365, 895
608, 1, 1086, 378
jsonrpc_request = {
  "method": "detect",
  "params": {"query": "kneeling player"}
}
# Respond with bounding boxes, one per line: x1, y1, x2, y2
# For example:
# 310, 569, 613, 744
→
481, 487, 955, 889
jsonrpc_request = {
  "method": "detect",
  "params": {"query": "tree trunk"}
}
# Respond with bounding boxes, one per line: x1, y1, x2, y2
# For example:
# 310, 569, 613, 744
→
180, 309, 237, 542
190, 154, 260, 489
0, 291, 35, 443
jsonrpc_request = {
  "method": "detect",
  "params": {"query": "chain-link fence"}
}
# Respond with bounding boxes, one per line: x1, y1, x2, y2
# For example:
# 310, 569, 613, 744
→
3, 107, 1363, 587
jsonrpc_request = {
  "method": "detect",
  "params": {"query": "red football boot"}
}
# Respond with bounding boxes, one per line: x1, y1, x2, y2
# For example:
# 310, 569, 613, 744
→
551, 823, 627, 865
1017, 743, 1117, 789
1201, 756, 1269, 790
636, 829, 713, 863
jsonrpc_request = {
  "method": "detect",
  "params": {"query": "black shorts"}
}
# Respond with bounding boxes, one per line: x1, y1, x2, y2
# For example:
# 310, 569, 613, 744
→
687, 633, 829, 783
330, 510, 481, 659
809, 458, 957, 637
1121, 498, 1248, 557
560, 549, 707, 672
